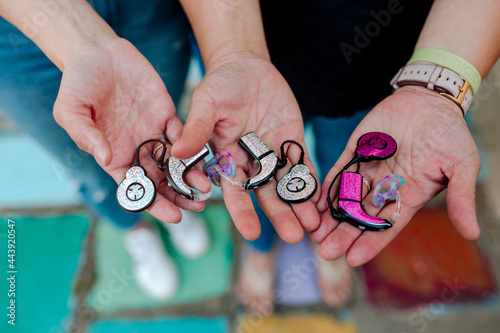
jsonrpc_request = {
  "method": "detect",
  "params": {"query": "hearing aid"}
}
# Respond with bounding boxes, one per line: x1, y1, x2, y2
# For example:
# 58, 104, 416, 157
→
238, 132, 279, 190
204, 151, 236, 187
204, 136, 317, 204
116, 139, 167, 212
276, 140, 317, 203
372, 174, 404, 222
164, 146, 216, 201
327, 132, 403, 231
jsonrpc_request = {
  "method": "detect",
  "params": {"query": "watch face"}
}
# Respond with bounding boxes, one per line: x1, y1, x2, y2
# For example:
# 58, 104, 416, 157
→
286, 177, 307, 193
126, 183, 145, 201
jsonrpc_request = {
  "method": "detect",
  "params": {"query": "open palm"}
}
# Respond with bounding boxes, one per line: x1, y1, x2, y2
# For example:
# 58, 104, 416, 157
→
313, 86, 481, 266
53, 38, 207, 223
172, 54, 320, 242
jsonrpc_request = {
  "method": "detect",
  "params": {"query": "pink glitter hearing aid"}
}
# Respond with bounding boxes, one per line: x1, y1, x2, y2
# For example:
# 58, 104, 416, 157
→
327, 132, 403, 231
354, 132, 397, 161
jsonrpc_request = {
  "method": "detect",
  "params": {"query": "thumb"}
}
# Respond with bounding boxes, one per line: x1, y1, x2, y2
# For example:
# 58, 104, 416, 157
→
171, 88, 218, 159
53, 101, 112, 166
446, 160, 481, 240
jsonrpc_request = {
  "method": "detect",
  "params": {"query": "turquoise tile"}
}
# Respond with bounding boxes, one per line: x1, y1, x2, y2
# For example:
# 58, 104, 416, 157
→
87, 204, 234, 313
0, 214, 89, 333
0, 133, 79, 208
88, 316, 228, 333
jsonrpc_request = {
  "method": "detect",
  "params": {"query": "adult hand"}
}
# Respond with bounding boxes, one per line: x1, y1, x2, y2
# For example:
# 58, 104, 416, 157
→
172, 53, 320, 242
53, 37, 209, 223
312, 85, 481, 266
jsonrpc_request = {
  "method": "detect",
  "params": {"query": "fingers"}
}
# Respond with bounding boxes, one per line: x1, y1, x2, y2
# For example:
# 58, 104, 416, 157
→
154, 169, 208, 212
345, 228, 398, 267
319, 221, 362, 261
346, 159, 480, 266
165, 115, 185, 144
53, 101, 112, 166
344, 201, 416, 266
318, 202, 401, 265
171, 88, 218, 159
291, 201, 320, 232
147, 193, 183, 224
446, 160, 481, 240
301, 153, 321, 205
254, 179, 304, 244
221, 168, 261, 241
310, 213, 338, 244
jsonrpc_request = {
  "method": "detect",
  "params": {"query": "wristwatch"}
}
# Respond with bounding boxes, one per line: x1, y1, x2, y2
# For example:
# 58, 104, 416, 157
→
390, 63, 473, 115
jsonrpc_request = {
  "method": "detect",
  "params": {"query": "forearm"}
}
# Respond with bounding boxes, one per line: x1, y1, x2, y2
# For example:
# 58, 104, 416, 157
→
179, 0, 269, 69
0, 0, 116, 70
415, 0, 500, 78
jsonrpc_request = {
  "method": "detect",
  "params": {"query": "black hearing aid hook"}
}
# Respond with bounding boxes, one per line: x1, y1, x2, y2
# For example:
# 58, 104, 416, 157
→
133, 139, 168, 170
277, 140, 305, 168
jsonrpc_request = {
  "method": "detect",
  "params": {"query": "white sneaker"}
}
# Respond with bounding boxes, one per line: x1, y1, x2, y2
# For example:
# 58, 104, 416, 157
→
162, 209, 210, 259
124, 227, 178, 301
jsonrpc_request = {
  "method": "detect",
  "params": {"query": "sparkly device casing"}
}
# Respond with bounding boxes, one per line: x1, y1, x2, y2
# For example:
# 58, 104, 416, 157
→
276, 164, 317, 203
164, 146, 209, 200
238, 132, 279, 190
355, 132, 397, 162
338, 171, 392, 231
116, 166, 156, 212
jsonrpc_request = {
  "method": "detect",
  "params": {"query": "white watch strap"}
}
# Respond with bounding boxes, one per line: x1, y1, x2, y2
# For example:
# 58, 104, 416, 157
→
390, 63, 473, 115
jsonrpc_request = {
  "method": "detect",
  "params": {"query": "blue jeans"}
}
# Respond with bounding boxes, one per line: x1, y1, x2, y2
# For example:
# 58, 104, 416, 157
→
249, 109, 371, 252
0, 0, 191, 228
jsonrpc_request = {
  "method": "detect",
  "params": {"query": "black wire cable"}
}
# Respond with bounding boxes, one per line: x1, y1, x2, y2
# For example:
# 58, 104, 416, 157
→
133, 139, 167, 170
278, 140, 305, 168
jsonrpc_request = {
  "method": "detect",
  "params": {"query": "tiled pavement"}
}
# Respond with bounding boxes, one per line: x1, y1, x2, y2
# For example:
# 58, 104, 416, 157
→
2, 64, 500, 332
2, 204, 499, 333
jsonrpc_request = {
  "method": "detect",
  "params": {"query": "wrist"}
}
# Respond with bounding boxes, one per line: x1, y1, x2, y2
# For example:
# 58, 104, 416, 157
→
393, 85, 465, 117
56, 16, 117, 71
407, 48, 482, 94
391, 61, 474, 116
6, 0, 117, 70
50, 4, 117, 71
203, 41, 270, 71
181, 0, 269, 71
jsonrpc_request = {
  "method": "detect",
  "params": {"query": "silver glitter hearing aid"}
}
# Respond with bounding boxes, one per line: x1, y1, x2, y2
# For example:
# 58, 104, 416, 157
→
238, 132, 279, 189
116, 139, 167, 212
164, 146, 216, 201
276, 140, 317, 203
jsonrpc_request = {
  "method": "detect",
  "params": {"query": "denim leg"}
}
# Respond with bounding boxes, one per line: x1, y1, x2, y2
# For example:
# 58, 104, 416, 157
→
312, 109, 371, 182
248, 192, 278, 252
108, 0, 191, 106
0, 0, 190, 228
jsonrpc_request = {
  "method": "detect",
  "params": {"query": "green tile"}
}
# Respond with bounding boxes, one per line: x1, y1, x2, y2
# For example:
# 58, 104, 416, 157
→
87, 204, 234, 313
0, 214, 89, 333
88, 316, 228, 333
